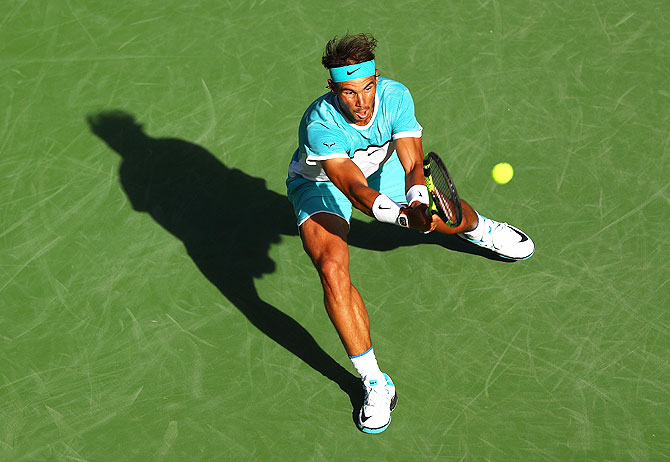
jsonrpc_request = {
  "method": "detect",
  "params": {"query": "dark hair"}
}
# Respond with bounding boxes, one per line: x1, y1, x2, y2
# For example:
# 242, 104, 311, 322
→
322, 33, 378, 69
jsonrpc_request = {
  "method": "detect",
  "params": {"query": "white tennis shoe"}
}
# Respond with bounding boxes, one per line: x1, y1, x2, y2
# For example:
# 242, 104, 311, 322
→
358, 373, 397, 434
458, 215, 534, 260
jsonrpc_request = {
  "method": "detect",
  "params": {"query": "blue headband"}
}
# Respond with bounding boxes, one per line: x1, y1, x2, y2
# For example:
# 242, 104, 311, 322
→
329, 59, 376, 83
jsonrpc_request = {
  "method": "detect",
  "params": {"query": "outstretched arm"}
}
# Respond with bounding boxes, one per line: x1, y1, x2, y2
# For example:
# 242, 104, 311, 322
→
394, 136, 426, 204
395, 136, 479, 234
395, 137, 440, 232
321, 157, 431, 231
321, 157, 378, 216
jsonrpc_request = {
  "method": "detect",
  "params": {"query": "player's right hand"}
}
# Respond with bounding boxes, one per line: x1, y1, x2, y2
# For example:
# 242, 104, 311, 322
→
402, 204, 436, 233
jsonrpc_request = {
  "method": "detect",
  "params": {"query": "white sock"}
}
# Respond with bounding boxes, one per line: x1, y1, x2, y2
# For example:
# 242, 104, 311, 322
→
349, 347, 384, 382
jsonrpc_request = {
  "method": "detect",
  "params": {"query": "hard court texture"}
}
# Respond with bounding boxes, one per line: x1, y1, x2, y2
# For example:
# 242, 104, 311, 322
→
1, 1, 668, 460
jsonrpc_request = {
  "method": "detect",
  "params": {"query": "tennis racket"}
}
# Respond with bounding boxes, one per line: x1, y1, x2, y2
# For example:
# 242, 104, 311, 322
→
423, 152, 463, 227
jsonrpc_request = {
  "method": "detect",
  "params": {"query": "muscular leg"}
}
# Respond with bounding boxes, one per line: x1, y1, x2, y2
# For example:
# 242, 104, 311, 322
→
299, 212, 371, 357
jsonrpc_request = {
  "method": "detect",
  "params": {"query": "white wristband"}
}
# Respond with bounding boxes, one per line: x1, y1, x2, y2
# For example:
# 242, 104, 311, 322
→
372, 194, 405, 226
406, 184, 429, 206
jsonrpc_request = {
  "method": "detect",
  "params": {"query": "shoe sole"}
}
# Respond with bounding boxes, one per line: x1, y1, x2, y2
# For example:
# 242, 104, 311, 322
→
499, 249, 534, 261
360, 416, 391, 434
358, 391, 398, 434
457, 234, 534, 261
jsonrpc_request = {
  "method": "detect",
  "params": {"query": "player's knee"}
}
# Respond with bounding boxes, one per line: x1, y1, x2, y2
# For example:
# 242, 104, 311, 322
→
315, 256, 349, 285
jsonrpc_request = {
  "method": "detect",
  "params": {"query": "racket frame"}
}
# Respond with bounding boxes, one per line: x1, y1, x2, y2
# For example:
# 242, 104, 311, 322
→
423, 152, 463, 228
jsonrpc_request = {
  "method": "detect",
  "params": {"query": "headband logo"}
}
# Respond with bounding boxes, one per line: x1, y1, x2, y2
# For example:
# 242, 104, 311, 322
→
329, 60, 375, 83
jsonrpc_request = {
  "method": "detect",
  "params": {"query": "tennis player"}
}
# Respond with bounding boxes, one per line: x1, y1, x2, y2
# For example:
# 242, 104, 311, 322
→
286, 33, 534, 433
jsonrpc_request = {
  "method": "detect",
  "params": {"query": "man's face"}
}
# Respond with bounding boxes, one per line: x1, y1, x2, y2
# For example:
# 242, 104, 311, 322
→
329, 72, 378, 126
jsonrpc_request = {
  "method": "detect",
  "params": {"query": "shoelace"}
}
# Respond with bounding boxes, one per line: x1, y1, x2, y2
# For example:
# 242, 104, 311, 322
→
365, 382, 391, 409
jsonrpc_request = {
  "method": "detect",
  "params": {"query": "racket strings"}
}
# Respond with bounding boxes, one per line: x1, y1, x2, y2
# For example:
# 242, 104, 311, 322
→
430, 161, 461, 224
432, 187, 458, 219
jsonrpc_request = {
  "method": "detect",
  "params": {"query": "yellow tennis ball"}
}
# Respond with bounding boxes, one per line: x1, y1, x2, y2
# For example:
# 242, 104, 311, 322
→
492, 162, 514, 184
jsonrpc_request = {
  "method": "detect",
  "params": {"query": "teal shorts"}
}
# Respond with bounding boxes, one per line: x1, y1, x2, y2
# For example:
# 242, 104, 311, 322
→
286, 153, 407, 226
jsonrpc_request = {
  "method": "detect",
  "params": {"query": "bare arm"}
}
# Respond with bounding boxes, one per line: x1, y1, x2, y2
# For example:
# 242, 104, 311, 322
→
394, 136, 426, 206
395, 136, 440, 231
321, 157, 379, 217
321, 155, 433, 231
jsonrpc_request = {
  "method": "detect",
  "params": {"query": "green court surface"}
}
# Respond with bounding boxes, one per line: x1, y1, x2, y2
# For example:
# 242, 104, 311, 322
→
2, 1, 668, 460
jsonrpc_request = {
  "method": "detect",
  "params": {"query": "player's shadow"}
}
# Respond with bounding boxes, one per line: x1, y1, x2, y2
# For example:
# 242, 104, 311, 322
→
87, 110, 368, 407
348, 221, 513, 262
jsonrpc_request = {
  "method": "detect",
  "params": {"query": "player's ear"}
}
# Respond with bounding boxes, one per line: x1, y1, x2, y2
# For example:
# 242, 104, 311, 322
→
327, 79, 337, 93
